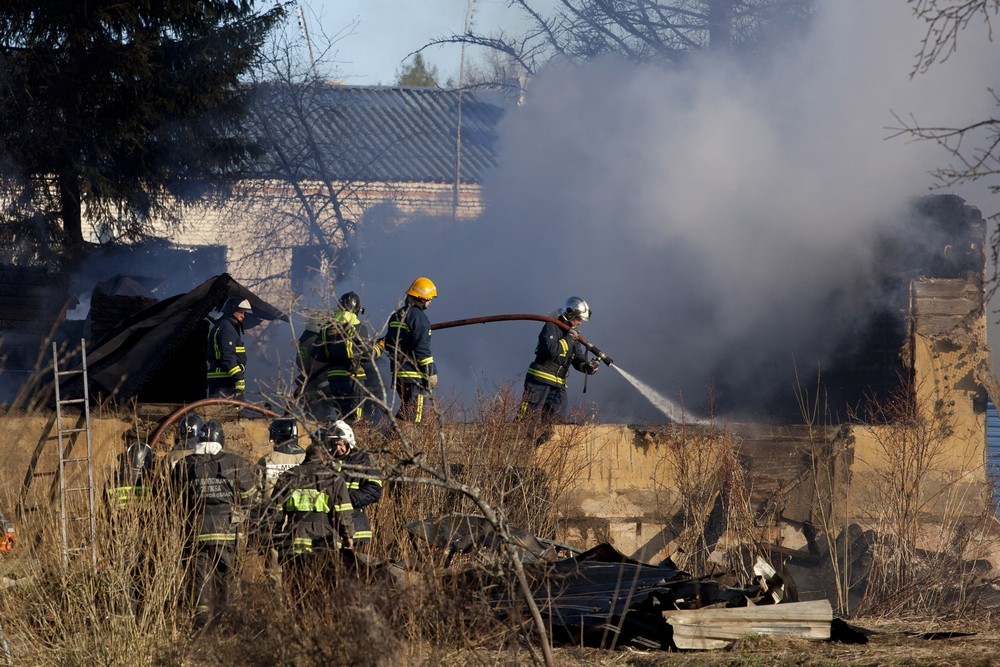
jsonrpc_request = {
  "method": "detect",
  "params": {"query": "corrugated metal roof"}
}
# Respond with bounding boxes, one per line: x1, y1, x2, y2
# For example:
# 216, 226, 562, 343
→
247, 84, 511, 184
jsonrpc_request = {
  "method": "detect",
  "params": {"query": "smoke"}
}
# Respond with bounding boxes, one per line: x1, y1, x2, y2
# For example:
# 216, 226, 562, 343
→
348, 1, 997, 422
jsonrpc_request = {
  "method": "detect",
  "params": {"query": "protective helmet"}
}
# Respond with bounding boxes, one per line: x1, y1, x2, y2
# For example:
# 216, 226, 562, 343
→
406, 277, 437, 300
120, 441, 155, 484
329, 420, 356, 451
560, 296, 591, 322
177, 413, 205, 446
268, 419, 298, 447
222, 296, 253, 317
339, 291, 364, 315
199, 420, 225, 448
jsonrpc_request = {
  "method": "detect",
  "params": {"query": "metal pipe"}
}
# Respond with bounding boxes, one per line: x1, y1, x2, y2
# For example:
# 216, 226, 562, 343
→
430, 314, 614, 366
148, 398, 282, 449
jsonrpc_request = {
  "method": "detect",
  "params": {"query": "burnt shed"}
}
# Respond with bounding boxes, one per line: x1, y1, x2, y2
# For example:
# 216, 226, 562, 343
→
75, 273, 286, 404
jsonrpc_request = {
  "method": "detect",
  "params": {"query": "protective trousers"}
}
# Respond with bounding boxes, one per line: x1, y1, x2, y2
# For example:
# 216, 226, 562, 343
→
190, 544, 235, 625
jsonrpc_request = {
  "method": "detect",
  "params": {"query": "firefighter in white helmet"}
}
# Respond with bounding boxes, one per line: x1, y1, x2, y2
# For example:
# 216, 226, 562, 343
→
327, 420, 382, 548
207, 296, 252, 398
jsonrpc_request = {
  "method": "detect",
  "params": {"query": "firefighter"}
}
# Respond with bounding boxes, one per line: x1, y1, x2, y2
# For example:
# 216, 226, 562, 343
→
162, 413, 204, 472
313, 292, 382, 422
270, 429, 354, 606
385, 277, 437, 422
106, 440, 157, 509
327, 420, 382, 548
295, 314, 328, 402
256, 419, 306, 499
104, 440, 157, 616
206, 296, 252, 398
518, 297, 600, 422
255, 419, 306, 584
171, 420, 256, 628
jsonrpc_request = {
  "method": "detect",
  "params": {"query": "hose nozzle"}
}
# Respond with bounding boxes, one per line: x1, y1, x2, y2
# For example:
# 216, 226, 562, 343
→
586, 343, 614, 367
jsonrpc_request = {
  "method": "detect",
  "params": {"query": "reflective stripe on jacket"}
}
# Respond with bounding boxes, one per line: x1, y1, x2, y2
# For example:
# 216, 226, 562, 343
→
271, 460, 354, 554
172, 451, 256, 546
526, 321, 590, 389
339, 450, 382, 541
386, 301, 435, 385
207, 316, 247, 383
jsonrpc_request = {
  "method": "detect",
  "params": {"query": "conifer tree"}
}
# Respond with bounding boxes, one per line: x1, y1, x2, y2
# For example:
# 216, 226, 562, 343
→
0, 0, 284, 251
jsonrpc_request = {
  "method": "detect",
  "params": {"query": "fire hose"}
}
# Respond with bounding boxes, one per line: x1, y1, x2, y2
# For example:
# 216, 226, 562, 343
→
430, 314, 614, 367
149, 397, 281, 449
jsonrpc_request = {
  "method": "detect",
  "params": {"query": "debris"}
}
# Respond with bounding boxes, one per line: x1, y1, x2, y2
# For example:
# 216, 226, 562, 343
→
664, 599, 833, 650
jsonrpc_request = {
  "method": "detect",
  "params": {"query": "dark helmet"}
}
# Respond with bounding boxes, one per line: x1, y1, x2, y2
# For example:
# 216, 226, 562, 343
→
339, 291, 364, 315
119, 441, 155, 485
177, 413, 205, 446
199, 420, 225, 448
269, 419, 298, 447
310, 426, 336, 455
222, 296, 252, 317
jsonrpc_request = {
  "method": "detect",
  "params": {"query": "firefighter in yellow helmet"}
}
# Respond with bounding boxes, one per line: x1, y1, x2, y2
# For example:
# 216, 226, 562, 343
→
384, 277, 437, 422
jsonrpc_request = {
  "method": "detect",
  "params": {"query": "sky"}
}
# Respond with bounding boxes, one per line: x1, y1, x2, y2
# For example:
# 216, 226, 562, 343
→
316, 0, 1000, 423
304, 0, 549, 85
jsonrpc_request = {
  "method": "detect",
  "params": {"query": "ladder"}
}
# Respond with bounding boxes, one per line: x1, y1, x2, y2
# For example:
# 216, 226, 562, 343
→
51, 339, 97, 569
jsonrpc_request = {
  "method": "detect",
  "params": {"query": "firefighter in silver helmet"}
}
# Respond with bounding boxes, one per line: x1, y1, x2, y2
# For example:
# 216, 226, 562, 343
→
206, 296, 252, 398
518, 297, 600, 421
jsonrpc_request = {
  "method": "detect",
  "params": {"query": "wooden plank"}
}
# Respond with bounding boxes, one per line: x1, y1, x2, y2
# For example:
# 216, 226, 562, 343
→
664, 599, 833, 650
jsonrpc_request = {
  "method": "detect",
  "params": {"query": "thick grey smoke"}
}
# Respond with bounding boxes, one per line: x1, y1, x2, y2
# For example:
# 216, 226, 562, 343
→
349, 1, 997, 422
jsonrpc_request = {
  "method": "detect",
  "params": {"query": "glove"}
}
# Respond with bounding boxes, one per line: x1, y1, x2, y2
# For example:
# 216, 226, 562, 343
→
426, 374, 439, 389
585, 360, 600, 374
235, 379, 246, 393
565, 327, 580, 342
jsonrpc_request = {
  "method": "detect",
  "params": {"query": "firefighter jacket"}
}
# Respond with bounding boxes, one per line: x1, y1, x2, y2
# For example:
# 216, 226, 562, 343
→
313, 309, 381, 381
526, 320, 596, 389
105, 445, 158, 509
385, 299, 436, 386
256, 444, 306, 500
207, 315, 247, 392
296, 329, 326, 393
271, 459, 354, 554
172, 451, 257, 547
336, 450, 382, 541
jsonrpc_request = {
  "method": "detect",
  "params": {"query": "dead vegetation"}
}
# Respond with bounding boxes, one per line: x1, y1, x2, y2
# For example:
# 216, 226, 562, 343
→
1, 370, 999, 664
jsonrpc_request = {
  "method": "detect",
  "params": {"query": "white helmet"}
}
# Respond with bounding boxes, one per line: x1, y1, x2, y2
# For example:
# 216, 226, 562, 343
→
561, 296, 591, 322
330, 420, 356, 450
222, 296, 252, 317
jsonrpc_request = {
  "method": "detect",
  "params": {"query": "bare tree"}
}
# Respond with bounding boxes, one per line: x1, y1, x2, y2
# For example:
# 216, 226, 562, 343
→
218, 22, 365, 295
429, 0, 814, 76
890, 1, 1000, 287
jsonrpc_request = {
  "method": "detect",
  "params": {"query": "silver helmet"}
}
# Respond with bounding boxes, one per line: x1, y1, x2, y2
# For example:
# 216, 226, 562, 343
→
561, 297, 591, 322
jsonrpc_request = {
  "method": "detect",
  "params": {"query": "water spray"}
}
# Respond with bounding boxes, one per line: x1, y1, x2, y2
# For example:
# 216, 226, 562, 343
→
431, 314, 701, 423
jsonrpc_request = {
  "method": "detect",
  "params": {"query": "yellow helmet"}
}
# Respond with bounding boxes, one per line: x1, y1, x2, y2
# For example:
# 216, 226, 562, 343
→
406, 276, 437, 300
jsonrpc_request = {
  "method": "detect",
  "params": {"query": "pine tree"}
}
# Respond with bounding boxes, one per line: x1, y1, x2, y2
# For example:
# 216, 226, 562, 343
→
0, 0, 285, 251
396, 53, 439, 88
